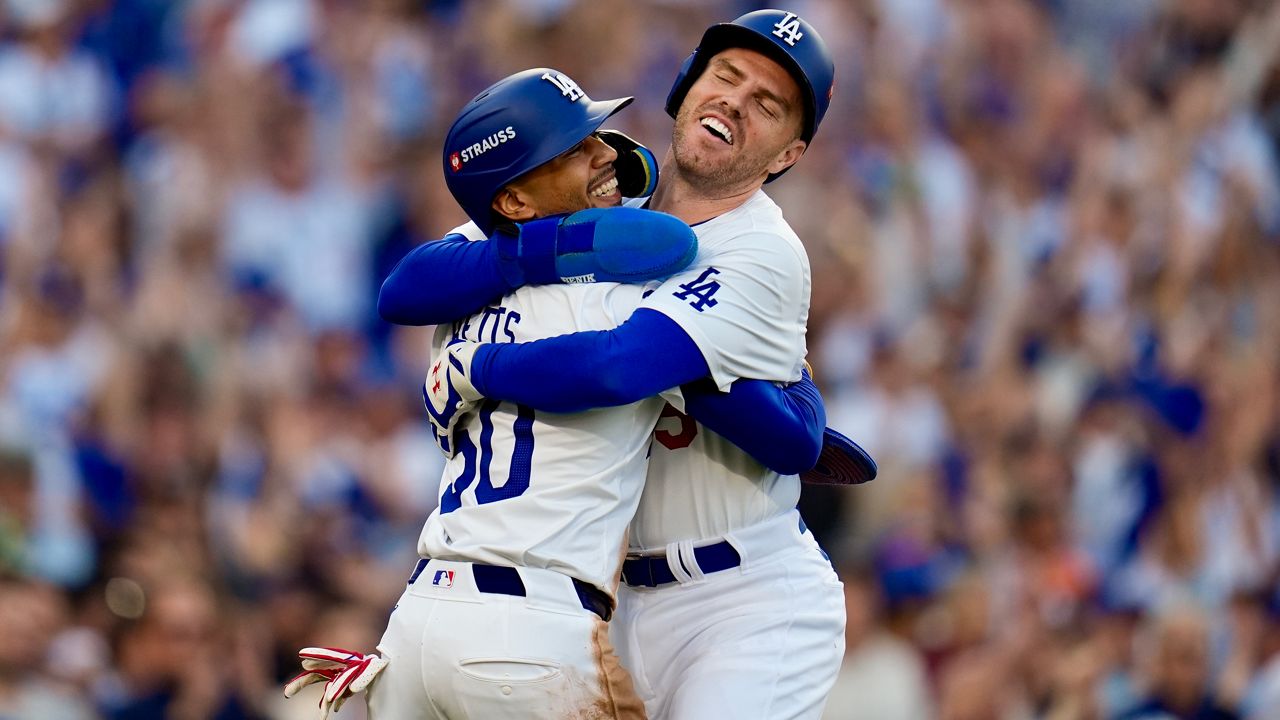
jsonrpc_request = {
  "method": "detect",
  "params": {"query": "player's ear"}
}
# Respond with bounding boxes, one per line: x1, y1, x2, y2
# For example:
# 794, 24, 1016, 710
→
767, 138, 806, 177
492, 186, 537, 224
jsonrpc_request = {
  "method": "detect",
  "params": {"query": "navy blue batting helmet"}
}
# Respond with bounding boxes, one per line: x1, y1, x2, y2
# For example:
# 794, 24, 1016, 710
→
666, 9, 835, 181
444, 68, 632, 234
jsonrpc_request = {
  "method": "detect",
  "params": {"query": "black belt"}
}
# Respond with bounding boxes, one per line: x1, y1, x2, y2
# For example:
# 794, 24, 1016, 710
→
621, 516, 813, 588
621, 541, 742, 588
409, 558, 613, 621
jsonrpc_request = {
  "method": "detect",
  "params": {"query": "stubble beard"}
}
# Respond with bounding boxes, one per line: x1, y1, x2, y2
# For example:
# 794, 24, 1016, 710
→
671, 112, 773, 194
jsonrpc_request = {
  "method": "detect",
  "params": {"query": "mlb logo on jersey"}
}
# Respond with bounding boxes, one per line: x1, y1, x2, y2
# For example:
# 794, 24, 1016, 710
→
432, 570, 455, 588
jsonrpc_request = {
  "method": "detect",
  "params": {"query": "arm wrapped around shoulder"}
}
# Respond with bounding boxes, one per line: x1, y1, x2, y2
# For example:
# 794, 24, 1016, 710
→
498, 207, 697, 286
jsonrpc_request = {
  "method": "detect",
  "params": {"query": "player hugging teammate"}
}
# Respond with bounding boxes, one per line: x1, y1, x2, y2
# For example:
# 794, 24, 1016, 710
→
286, 9, 874, 720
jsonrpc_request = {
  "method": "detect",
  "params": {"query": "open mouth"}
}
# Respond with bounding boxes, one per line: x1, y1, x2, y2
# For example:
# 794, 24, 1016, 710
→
700, 116, 734, 145
589, 175, 618, 198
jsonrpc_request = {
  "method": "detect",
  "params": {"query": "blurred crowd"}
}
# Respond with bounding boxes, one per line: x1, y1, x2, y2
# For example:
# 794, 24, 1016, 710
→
0, 0, 1277, 718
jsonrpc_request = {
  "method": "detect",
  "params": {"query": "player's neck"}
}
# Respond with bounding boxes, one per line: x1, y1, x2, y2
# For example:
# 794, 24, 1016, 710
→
649, 155, 760, 225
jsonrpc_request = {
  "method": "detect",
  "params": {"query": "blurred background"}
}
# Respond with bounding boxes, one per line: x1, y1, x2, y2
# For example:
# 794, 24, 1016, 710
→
0, 0, 1278, 718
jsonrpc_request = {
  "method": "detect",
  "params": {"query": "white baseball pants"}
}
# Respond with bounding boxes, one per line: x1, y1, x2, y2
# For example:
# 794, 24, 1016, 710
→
368, 559, 645, 719
612, 510, 846, 720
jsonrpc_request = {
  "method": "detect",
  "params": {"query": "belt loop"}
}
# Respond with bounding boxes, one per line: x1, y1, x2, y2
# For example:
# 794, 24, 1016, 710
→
677, 540, 704, 583
665, 541, 694, 584
722, 534, 747, 572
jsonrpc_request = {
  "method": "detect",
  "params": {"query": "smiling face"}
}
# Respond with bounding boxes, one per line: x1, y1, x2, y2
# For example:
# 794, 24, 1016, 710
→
671, 47, 807, 192
492, 132, 620, 223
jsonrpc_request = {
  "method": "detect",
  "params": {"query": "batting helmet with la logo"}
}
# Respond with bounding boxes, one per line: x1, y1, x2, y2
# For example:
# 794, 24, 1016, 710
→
665, 9, 835, 182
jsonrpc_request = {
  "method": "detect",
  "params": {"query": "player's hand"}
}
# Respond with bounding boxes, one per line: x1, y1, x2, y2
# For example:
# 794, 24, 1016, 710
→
283, 647, 388, 720
424, 341, 484, 458
598, 129, 659, 198
494, 207, 697, 287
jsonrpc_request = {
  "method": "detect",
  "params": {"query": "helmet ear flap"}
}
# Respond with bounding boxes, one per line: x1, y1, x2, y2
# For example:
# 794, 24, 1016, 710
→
665, 50, 701, 121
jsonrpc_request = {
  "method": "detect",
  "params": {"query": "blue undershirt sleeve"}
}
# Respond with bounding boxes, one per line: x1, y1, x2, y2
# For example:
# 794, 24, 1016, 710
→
471, 309, 709, 413
378, 235, 512, 326
680, 372, 825, 476
469, 307, 822, 472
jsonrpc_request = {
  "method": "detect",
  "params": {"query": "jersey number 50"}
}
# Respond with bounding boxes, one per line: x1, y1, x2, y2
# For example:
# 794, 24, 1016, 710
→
439, 400, 534, 513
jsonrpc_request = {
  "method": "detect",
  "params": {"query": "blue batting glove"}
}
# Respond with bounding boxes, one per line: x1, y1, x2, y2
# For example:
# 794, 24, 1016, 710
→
423, 341, 484, 458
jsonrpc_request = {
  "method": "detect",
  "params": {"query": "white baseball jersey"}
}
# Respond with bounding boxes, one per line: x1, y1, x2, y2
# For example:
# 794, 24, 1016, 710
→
416, 223, 666, 594
626, 190, 812, 550
611, 192, 840, 720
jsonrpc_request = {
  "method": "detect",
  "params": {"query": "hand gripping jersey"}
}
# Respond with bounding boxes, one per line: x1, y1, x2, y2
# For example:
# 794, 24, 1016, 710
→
416, 223, 666, 595
626, 190, 812, 551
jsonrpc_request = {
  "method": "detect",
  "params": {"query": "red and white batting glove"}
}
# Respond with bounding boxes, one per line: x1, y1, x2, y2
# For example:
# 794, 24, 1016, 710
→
283, 647, 388, 719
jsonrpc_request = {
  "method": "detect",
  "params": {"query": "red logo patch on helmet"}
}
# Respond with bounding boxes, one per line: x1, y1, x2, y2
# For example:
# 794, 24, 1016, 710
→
449, 152, 462, 172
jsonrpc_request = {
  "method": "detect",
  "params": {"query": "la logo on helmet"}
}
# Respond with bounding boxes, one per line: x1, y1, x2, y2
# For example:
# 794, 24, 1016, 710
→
771, 12, 804, 46
541, 71, 584, 101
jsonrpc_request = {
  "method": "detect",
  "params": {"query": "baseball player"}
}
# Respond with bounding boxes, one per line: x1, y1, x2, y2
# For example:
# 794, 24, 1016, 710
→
409, 10, 849, 719
290, 67, 836, 719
